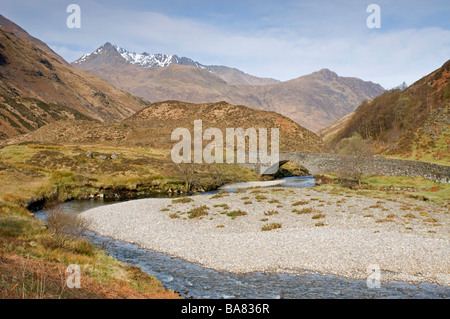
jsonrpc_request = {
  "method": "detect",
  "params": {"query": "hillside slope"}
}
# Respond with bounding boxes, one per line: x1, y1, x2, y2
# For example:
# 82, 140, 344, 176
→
317, 111, 355, 141
0, 18, 150, 141
329, 60, 450, 164
10, 100, 324, 153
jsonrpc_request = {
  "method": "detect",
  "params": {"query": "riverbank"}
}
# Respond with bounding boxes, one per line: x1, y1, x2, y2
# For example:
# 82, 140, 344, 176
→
81, 186, 450, 286
0, 143, 263, 298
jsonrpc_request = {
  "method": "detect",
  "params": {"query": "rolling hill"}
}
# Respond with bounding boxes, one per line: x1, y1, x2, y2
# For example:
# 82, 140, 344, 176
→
10, 100, 324, 153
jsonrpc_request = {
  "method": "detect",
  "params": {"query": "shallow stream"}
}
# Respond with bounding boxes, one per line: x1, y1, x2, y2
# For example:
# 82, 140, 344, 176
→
35, 176, 449, 299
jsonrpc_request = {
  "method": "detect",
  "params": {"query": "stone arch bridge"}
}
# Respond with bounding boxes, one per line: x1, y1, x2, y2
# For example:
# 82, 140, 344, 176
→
238, 151, 450, 183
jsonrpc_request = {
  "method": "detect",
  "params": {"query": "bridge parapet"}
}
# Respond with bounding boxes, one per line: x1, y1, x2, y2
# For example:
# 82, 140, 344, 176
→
240, 152, 450, 183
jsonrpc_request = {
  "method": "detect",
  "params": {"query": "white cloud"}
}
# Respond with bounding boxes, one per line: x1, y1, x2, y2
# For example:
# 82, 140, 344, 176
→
22, 5, 449, 89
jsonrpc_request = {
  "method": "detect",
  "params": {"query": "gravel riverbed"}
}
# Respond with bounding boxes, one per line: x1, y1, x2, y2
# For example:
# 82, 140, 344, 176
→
80, 187, 450, 286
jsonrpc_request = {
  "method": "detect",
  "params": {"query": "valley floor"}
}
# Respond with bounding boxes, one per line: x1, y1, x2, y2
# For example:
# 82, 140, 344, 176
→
81, 186, 450, 286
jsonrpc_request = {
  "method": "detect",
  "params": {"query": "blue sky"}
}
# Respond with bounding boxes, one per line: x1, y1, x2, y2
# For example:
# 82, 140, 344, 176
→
1, 0, 449, 88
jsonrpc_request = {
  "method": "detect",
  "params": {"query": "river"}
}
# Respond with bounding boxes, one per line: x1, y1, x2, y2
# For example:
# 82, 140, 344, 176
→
35, 176, 449, 299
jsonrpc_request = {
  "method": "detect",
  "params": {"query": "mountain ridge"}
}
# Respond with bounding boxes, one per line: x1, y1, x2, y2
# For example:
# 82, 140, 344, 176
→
0, 16, 151, 141
73, 44, 385, 132
73, 42, 280, 86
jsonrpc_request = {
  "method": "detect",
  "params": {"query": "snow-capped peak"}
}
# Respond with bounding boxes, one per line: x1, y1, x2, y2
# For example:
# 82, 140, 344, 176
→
73, 43, 210, 71
73, 45, 105, 64
113, 45, 174, 68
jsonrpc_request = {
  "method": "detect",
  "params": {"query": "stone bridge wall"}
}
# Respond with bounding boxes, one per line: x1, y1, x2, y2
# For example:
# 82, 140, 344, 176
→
240, 152, 450, 183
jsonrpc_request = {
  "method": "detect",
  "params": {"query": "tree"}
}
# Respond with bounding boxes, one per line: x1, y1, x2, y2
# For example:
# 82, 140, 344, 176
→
334, 132, 375, 186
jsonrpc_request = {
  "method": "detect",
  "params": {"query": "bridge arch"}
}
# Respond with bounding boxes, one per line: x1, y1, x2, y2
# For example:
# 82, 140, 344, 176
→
242, 151, 449, 183
260, 158, 311, 176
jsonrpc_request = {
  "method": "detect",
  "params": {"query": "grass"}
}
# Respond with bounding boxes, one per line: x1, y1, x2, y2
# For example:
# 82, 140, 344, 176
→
292, 207, 313, 214
254, 195, 268, 201
311, 213, 325, 220
264, 210, 279, 216
261, 223, 282, 231
292, 200, 309, 206
314, 174, 450, 208
226, 210, 247, 218
0, 142, 263, 299
315, 222, 326, 227
0, 203, 178, 299
187, 206, 209, 219
172, 197, 193, 204
375, 218, 395, 223
0, 144, 259, 205
211, 191, 230, 199
213, 204, 230, 209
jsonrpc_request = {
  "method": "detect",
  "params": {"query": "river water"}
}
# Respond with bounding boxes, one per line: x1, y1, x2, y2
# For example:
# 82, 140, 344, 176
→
35, 176, 449, 299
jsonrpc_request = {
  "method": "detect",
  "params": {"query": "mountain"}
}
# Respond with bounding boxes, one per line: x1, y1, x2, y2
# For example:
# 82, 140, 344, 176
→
73, 42, 280, 86
240, 69, 384, 132
10, 100, 324, 153
72, 43, 384, 132
0, 14, 66, 65
328, 60, 450, 164
0, 16, 150, 141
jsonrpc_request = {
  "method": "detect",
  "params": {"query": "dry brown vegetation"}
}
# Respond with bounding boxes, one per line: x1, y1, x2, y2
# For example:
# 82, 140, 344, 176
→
0, 20, 150, 141
327, 59, 450, 164
8, 99, 324, 154
0, 251, 179, 299
0, 202, 179, 299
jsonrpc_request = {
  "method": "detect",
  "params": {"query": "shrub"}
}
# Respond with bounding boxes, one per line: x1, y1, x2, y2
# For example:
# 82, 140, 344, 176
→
46, 206, 90, 239
264, 210, 279, 216
187, 206, 209, 219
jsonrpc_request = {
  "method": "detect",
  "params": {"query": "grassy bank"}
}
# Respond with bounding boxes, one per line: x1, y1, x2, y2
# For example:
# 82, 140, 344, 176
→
314, 174, 450, 208
0, 143, 258, 299
0, 205, 179, 298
